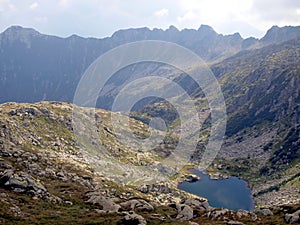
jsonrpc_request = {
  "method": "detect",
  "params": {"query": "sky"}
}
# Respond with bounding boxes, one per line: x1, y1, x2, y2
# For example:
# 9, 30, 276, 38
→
0, 0, 299, 39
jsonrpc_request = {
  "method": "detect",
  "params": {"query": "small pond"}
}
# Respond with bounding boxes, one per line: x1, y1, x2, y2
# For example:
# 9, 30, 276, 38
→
178, 169, 254, 211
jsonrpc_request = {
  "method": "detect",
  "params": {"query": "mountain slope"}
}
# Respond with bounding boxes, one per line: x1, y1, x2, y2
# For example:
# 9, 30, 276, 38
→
216, 37, 300, 136
0, 25, 300, 107
203, 37, 300, 206
131, 36, 300, 207
0, 101, 299, 224
0, 25, 300, 222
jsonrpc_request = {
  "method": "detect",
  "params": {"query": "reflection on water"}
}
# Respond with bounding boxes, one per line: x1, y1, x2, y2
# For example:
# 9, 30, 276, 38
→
178, 169, 254, 211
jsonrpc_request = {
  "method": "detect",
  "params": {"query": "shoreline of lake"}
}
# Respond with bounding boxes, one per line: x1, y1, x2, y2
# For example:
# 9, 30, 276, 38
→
178, 169, 255, 211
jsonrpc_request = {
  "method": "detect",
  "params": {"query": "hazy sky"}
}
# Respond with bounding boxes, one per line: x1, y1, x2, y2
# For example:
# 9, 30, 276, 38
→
0, 0, 299, 38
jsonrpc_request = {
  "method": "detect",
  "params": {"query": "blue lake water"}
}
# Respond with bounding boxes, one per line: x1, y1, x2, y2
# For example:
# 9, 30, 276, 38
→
178, 169, 254, 211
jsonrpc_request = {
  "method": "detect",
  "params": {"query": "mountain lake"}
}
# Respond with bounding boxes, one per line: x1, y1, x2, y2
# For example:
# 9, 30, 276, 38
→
178, 169, 255, 211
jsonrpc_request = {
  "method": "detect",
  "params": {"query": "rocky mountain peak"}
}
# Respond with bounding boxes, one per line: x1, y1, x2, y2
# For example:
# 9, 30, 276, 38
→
67, 34, 84, 40
111, 27, 151, 42
198, 24, 218, 36
166, 25, 179, 32
2, 25, 40, 37
0, 25, 41, 48
261, 25, 300, 44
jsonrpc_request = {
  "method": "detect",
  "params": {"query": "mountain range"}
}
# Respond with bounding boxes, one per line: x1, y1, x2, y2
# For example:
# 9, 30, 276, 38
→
0, 25, 300, 106
0, 24, 300, 224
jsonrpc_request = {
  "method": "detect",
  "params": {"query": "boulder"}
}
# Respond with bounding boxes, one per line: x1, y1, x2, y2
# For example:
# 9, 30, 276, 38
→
0, 170, 46, 194
0, 170, 61, 202
285, 210, 300, 224
120, 199, 154, 212
207, 209, 229, 220
185, 174, 200, 183
254, 208, 273, 216
176, 205, 194, 220
86, 193, 120, 212
236, 210, 250, 219
0, 169, 14, 185
184, 198, 211, 211
123, 211, 147, 225
138, 184, 171, 194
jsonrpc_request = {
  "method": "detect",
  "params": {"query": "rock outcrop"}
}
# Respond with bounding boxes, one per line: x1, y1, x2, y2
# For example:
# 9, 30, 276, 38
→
285, 210, 300, 224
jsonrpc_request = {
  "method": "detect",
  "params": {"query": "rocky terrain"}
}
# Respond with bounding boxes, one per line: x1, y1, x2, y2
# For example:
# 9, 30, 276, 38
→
129, 36, 300, 209
0, 102, 299, 224
0, 24, 300, 224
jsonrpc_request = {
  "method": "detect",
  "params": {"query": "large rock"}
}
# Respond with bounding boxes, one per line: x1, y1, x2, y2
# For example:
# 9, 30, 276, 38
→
236, 209, 250, 219
0, 169, 14, 185
185, 174, 200, 183
207, 209, 229, 220
176, 204, 194, 220
0, 169, 61, 203
86, 192, 120, 213
123, 211, 147, 225
285, 210, 300, 224
183, 198, 211, 211
120, 199, 154, 212
0, 170, 47, 194
254, 208, 273, 216
138, 184, 171, 194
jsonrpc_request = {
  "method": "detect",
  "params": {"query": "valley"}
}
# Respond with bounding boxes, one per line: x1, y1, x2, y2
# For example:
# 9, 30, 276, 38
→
0, 24, 299, 224
0, 101, 299, 224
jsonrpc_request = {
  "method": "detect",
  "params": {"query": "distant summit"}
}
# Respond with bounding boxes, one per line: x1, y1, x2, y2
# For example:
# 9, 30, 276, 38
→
261, 25, 300, 44
198, 24, 217, 35
2, 25, 41, 37
0, 25, 41, 47
0, 24, 299, 105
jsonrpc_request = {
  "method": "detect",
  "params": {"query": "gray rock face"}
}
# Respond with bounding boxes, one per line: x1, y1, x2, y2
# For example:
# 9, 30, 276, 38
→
183, 198, 211, 211
0, 170, 46, 194
120, 199, 154, 212
261, 25, 300, 45
86, 193, 120, 213
176, 205, 194, 220
0, 169, 61, 203
285, 210, 300, 224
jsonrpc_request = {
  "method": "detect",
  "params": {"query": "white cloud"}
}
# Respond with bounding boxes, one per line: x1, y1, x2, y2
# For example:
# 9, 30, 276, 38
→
154, 8, 169, 17
0, 0, 17, 13
0, 0, 299, 38
177, 11, 197, 24
58, 0, 71, 8
0, 0, 10, 12
249, 0, 300, 28
176, 0, 253, 28
30, 2, 38, 10
34, 16, 48, 23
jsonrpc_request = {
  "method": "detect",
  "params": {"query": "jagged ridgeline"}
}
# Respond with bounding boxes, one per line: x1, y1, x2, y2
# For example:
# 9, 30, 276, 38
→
0, 25, 299, 106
